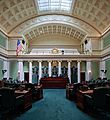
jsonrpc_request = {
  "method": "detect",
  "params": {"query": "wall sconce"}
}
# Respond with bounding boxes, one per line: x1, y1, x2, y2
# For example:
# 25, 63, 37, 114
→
101, 70, 107, 73
2, 70, 7, 74
104, 70, 107, 73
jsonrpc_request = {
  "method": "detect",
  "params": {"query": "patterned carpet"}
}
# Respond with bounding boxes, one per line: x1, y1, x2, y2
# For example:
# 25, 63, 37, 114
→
16, 89, 96, 120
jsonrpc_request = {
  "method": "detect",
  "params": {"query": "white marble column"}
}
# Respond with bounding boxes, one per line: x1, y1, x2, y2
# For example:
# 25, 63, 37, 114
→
3, 60, 10, 79
77, 61, 81, 83
18, 61, 24, 81
38, 61, 42, 85
29, 61, 32, 83
100, 61, 106, 79
58, 61, 62, 76
48, 61, 52, 77
86, 61, 92, 81
7, 61, 10, 80
68, 61, 71, 83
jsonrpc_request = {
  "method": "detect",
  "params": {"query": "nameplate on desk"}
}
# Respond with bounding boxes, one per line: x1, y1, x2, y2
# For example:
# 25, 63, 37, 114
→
15, 90, 28, 94
79, 90, 93, 94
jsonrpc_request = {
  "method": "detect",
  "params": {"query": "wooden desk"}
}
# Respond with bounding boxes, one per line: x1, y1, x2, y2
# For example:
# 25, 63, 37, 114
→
41, 77, 68, 88
106, 94, 110, 111
0, 94, 1, 107
15, 90, 32, 111
76, 90, 93, 110
66, 84, 74, 100
34, 84, 43, 100
79, 90, 93, 94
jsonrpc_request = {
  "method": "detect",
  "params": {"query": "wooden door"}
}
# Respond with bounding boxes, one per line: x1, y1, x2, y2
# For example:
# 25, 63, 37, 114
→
24, 72, 29, 83
80, 72, 85, 83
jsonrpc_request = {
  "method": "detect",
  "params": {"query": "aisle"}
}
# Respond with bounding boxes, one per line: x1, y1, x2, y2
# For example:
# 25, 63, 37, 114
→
16, 89, 95, 120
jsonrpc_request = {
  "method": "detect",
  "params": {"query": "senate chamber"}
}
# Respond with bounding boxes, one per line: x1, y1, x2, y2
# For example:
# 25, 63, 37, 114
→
0, 0, 110, 120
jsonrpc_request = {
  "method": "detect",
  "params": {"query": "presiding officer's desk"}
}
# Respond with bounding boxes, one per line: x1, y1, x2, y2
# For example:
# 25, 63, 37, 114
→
41, 77, 68, 88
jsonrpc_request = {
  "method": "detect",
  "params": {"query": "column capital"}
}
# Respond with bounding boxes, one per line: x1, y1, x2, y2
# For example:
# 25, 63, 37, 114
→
18, 60, 23, 62
48, 60, 52, 62
28, 60, 33, 63
38, 60, 42, 63
67, 60, 71, 63
77, 60, 81, 63
58, 60, 62, 63
86, 60, 91, 62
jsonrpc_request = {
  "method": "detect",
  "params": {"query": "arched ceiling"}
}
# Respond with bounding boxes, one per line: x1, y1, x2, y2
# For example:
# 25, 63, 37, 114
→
23, 23, 86, 41
10, 15, 100, 37
0, 0, 110, 38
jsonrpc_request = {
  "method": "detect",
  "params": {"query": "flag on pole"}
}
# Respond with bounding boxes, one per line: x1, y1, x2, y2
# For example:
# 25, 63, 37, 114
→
21, 39, 27, 54
21, 39, 25, 50
22, 39, 25, 45
16, 39, 22, 55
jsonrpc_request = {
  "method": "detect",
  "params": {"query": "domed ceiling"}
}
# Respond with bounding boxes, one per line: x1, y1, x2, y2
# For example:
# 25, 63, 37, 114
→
0, 0, 110, 40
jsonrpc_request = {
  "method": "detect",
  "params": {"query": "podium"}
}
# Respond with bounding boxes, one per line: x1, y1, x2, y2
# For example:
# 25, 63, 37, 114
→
41, 77, 68, 88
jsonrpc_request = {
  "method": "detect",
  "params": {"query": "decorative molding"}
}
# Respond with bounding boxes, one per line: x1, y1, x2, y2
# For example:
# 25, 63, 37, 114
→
51, 48, 59, 54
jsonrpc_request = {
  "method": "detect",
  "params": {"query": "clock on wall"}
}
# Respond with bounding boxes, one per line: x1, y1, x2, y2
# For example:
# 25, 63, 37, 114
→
51, 48, 59, 54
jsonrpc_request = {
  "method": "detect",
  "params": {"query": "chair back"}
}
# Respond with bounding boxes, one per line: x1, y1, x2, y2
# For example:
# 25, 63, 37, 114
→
25, 83, 35, 91
93, 87, 110, 108
0, 88, 16, 109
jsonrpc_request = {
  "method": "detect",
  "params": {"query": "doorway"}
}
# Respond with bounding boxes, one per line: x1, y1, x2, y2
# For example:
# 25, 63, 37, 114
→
24, 72, 29, 83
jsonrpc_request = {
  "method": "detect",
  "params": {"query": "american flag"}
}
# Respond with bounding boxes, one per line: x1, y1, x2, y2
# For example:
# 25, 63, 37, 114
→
16, 40, 22, 55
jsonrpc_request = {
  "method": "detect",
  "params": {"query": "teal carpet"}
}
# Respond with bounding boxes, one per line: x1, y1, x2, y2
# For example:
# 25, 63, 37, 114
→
16, 89, 95, 120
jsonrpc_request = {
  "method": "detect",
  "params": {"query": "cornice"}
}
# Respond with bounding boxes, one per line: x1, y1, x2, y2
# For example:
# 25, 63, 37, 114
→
7, 54, 101, 61
0, 51, 8, 59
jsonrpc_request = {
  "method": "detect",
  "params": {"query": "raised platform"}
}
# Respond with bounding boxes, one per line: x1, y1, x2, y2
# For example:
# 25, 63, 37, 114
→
40, 77, 68, 89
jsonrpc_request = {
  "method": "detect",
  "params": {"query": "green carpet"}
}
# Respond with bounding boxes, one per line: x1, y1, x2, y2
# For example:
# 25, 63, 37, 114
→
16, 89, 95, 120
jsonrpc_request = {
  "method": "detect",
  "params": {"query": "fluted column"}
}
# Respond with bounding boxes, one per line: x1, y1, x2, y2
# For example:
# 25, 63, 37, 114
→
86, 61, 92, 81
18, 61, 24, 81
77, 61, 81, 83
68, 61, 71, 83
58, 61, 62, 76
48, 61, 52, 77
29, 61, 32, 83
38, 61, 42, 85
100, 61, 106, 79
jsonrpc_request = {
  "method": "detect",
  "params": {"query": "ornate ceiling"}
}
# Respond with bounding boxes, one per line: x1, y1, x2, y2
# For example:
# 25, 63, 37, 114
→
73, 0, 110, 34
0, 0, 110, 39
23, 23, 86, 41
